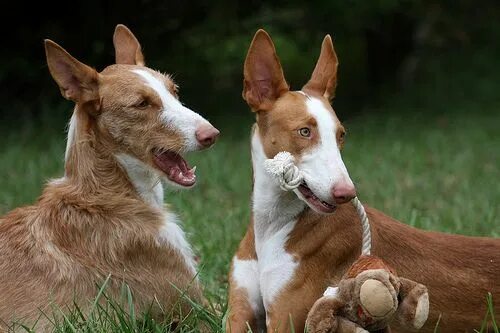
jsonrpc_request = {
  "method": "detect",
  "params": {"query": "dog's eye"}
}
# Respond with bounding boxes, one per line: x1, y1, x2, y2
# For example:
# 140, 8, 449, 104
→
135, 100, 149, 109
298, 127, 311, 137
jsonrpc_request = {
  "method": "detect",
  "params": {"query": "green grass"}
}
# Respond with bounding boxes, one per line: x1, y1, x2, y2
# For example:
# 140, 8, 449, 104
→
1, 105, 498, 331
1, 83, 499, 331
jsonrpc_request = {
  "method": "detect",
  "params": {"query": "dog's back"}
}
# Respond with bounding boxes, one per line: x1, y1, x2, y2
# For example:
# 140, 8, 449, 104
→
0, 180, 201, 330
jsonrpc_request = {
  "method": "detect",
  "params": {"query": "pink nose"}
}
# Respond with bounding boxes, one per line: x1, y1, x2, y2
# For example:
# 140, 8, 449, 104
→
195, 123, 219, 148
332, 183, 356, 204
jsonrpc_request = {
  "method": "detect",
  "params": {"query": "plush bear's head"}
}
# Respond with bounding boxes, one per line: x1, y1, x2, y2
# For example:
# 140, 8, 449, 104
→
306, 256, 429, 333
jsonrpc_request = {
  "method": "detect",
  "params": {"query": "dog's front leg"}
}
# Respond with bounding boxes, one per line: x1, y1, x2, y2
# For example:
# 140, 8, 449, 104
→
227, 255, 264, 332
265, 285, 322, 333
227, 222, 264, 333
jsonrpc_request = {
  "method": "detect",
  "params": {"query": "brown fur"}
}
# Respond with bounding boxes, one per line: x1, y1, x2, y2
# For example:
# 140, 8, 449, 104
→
345, 255, 397, 279
0, 25, 207, 331
226, 30, 500, 333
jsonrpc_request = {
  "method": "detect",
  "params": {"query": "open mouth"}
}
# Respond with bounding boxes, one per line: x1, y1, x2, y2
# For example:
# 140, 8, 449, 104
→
298, 182, 336, 214
152, 149, 196, 187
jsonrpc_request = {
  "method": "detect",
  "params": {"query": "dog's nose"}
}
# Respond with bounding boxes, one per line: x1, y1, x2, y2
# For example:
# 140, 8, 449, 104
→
195, 123, 219, 148
332, 183, 356, 204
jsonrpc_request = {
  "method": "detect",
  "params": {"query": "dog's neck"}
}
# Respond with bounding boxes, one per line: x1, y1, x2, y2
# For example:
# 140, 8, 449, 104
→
114, 154, 164, 207
251, 128, 306, 239
62, 107, 163, 208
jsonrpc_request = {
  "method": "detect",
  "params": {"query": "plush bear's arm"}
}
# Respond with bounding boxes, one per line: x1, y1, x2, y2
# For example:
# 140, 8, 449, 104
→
307, 295, 370, 333
394, 277, 429, 330
306, 296, 344, 333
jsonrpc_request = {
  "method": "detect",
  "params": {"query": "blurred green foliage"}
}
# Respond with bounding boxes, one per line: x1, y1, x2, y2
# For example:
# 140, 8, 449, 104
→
1, 0, 499, 125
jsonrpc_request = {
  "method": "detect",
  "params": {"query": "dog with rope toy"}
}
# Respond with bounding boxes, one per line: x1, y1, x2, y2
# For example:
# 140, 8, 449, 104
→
225, 29, 500, 333
266, 152, 429, 333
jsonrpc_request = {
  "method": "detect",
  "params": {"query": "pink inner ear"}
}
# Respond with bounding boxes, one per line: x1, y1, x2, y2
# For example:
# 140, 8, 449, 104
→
54, 60, 81, 98
254, 60, 272, 81
54, 61, 74, 85
254, 79, 272, 102
251, 60, 276, 101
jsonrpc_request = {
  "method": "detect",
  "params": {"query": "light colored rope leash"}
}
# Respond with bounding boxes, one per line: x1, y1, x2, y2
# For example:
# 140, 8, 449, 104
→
264, 152, 371, 255
352, 196, 371, 256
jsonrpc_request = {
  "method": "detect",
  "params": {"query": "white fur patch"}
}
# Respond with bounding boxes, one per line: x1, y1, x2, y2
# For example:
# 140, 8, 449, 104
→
257, 222, 298, 309
251, 131, 306, 224
132, 69, 208, 151
115, 153, 164, 207
297, 95, 354, 202
115, 155, 196, 275
251, 131, 302, 311
232, 257, 264, 314
65, 111, 77, 165
158, 211, 196, 275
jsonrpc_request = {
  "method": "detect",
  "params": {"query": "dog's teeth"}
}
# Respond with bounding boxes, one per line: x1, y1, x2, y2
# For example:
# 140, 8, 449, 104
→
191, 166, 197, 173
169, 168, 177, 178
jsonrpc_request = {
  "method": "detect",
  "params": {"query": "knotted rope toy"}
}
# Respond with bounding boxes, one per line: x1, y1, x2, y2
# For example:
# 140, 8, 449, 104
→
264, 152, 430, 332
264, 151, 372, 255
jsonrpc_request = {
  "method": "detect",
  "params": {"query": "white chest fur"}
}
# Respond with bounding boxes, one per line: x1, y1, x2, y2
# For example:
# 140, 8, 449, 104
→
251, 131, 304, 310
116, 153, 196, 275
115, 153, 164, 207
158, 211, 196, 275
255, 221, 298, 310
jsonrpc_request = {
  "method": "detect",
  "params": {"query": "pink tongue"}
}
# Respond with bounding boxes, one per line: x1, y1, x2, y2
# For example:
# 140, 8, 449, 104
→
153, 151, 196, 186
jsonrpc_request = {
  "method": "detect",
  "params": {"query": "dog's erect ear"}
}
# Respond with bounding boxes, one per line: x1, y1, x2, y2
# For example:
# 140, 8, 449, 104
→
303, 35, 338, 101
113, 24, 145, 66
243, 29, 289, 112
45, 40, 99, 104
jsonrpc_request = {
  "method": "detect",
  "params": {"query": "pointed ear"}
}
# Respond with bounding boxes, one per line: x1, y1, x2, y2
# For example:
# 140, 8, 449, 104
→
45, 40, 99, 104
302, 35, 339, 101
113, 24, 145, 66
243, 29, 289, 111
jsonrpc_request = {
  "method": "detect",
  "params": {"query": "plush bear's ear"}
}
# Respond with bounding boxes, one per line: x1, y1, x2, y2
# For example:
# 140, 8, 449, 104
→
395, 278, 429, 330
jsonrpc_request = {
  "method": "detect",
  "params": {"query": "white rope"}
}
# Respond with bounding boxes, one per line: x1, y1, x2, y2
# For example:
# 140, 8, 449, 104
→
352, 196, 371, 255
264, 152, 304, 191
264, 152, 372, 255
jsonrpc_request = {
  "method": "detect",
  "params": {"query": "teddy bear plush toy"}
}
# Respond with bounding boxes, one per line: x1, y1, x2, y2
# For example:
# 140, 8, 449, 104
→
306, 255, 430, 333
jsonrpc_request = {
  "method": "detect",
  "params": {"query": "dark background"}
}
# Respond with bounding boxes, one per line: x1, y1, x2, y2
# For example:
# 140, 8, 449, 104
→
1, 0, 499, 129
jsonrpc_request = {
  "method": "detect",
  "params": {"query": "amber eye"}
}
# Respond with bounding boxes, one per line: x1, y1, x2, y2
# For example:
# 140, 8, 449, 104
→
135, 99, 149, 109
298, 127, 311, 137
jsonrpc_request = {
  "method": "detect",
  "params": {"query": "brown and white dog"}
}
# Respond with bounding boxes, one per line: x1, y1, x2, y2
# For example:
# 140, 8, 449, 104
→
0, 25, 219, 330
226, 30, 500, 333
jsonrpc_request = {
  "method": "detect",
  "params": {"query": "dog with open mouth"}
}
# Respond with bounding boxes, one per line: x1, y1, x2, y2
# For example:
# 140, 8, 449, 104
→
0, 25, 218, 330
226, 30, 500, 333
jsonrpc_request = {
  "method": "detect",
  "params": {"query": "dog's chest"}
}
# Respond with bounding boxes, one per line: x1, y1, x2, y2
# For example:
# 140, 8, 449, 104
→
255, 220, 299, 310
157, 211, 196, 275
